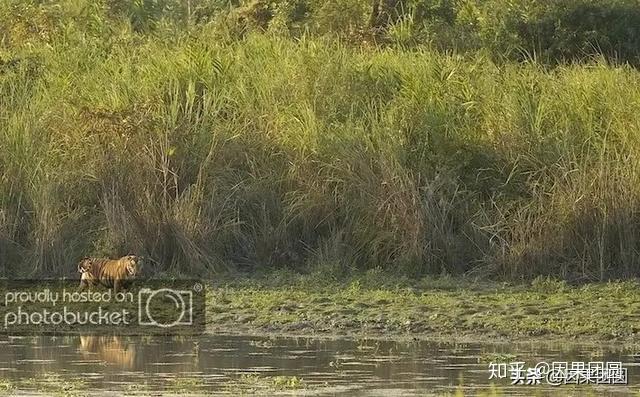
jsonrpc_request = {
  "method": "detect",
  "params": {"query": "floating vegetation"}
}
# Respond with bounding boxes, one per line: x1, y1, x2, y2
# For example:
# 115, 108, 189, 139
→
224, 374, 307, 394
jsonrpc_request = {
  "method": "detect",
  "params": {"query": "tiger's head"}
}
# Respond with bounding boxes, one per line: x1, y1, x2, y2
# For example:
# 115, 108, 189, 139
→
77, 257, 93, 275
77, 257, 98, 286
122, 255, 142, 278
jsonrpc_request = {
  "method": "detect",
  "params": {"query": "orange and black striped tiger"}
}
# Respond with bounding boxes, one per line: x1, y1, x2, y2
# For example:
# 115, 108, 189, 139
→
77, 255, 142, 293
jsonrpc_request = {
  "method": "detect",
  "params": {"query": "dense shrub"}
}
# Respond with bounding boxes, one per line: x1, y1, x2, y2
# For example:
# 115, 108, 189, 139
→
514, 0, 640, 65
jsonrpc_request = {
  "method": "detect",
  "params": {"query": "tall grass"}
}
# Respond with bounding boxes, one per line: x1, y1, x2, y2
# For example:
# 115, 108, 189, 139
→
2, 1, 640, 280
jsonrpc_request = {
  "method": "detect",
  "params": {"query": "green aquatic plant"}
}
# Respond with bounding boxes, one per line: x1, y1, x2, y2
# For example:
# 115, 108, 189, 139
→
16, 373, 89, 397
0, 379, 15, 392
477, 352, 517, 364
270, 375, 304, 390
166, 377, 206, 393
224, 374, 307, 394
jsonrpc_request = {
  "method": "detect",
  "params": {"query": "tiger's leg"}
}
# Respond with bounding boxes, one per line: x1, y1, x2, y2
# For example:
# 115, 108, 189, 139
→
79, 273, 92, 291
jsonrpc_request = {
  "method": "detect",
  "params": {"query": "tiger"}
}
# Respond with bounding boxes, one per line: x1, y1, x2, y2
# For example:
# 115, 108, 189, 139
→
77, 255, 142, 293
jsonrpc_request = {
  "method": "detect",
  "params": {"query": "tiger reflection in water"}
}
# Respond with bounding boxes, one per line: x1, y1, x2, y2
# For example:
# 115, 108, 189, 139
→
79, 335, 136, 369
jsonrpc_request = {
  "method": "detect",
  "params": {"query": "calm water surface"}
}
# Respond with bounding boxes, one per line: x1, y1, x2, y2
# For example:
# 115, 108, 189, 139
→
0, 334, 638, 396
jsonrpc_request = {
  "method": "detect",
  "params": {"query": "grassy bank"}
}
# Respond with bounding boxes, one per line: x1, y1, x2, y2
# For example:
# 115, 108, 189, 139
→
3, 1, 640, 281
207, 272, 640, 345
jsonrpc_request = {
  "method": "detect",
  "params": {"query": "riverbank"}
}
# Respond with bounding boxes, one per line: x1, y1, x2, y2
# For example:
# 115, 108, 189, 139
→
206, 271, 640, 347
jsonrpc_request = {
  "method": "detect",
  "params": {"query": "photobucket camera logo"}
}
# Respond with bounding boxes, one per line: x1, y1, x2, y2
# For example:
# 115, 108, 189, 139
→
138, 288, 193, 328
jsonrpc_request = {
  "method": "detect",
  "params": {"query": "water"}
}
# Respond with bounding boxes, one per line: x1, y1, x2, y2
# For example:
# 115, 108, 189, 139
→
0, 334, 638, 396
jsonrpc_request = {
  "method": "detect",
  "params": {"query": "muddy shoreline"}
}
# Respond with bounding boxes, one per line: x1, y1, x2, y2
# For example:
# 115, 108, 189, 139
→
204, 327, 640, 349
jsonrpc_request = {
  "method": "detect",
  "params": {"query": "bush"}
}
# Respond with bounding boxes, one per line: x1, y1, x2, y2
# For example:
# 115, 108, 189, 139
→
515, 0, 640, 65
